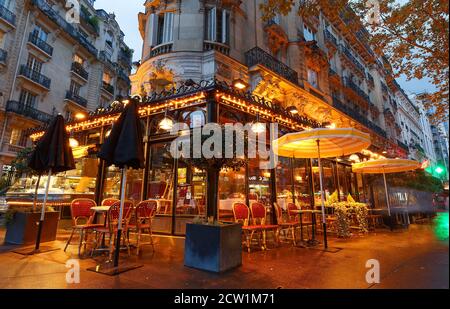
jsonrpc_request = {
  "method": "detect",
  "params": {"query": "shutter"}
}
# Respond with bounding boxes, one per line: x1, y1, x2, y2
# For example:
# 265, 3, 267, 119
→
148, 13, 158, 47
210, 7, 216, 41
163, 12, 174, 43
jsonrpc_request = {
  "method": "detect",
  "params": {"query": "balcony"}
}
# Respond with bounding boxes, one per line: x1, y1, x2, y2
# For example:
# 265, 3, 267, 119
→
18, 65, 51, 90
324, 29, 338, 47
28, 33, 54, 56
0, 3, 16, 27
329, 68, 341, 86
203, 41, 230, 56
339, 45, 365, 74
397, 140, 409, 152
99, 51, 118, 72
118, 50, 133, 69
150, 43, 173, 58
65, 91, 88, 108
117, 69, 130, 84
0, 48, 7, 66
5, 100, 52, 123
332, 96, 387, 138
71, 62, 89, 81
1, 143, 26, 155
102, 81, 114, 95
343, 77, 370, 105
245, 47, 298, 85
31, 0, 98, 57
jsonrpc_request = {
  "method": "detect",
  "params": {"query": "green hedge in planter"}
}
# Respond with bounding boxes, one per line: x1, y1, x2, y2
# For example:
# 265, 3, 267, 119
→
333, 202, 369, 238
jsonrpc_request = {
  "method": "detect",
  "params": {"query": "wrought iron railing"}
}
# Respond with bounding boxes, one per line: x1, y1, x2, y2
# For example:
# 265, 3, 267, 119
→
324, 29, 338, 46
340, 45, 365, 74
71, 62, 89, 80
332, 96, 387, 138
117, 69, 130, 84
19, 65, 51, 89
344, 77, 370, 103
0, 3, 16, 26
102, 81, 114, 95
245, 47, 298, 85
397, 140, 409, 151
65, 91, 88, 107
31, 0, 98, 57
0, 48, 7, 63
28, 33, 54, 56
118, 50, 133, 68
5, 100, 53, 123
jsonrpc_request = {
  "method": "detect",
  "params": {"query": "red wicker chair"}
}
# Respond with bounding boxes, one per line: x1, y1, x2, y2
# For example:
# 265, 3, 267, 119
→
64, 198, 102, 257
127, 200, 157, 254
232, 202, 263, 252
93, 200, 134, 259
250, 202, 279, 249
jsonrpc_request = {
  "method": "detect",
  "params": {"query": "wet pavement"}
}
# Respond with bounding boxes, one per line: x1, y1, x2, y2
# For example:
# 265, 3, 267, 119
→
0, 214, 448, 289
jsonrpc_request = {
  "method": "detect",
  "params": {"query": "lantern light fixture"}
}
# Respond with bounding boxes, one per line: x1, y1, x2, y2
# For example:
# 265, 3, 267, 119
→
232, 78, 249, 90
159, 109, 174, 131
286, 106, 299, 115
69, 138, 79, 148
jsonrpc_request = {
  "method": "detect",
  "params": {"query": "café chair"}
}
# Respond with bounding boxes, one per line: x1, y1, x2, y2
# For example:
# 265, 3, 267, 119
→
64, 198, 102, 257
250, 202, 279, 249
127, 200, 157, 255
93, 200, 134, 259
101, 198, 120, 207
274, 203, 299, 245
232, 202, 263, 253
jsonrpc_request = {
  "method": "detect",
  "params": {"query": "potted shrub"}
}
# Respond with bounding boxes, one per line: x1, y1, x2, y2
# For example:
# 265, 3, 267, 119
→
4, 206, 59, 245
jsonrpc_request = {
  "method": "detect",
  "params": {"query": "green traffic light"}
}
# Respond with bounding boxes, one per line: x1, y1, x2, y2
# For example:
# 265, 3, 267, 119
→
435, 166, 444, 174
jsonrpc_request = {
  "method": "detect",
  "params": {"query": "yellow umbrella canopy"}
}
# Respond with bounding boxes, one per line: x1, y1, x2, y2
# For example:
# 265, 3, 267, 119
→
352, 158, 420, 174
273, 128, 371, 159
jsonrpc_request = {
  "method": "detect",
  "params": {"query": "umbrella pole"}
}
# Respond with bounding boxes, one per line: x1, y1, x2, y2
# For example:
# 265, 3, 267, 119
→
35, 169, 51, 251
316, 140, 328, 249
114, 166, 127, 267
382, 171, 391, 217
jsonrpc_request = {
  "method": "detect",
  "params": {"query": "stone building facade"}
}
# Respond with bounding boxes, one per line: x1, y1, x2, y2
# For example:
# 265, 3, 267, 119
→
131, 0, 412, 159
0, 0, 132, 171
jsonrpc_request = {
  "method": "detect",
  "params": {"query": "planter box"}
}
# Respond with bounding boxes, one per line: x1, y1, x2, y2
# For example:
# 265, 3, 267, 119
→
184, 222, 242, 273
5, 212, 59, 245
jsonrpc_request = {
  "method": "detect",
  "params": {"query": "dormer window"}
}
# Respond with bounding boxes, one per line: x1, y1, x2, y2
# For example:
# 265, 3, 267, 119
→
205, 7, 230, 45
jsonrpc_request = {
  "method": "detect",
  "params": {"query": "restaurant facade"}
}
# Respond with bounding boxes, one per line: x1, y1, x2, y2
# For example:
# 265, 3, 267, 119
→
7, 0, 415, 235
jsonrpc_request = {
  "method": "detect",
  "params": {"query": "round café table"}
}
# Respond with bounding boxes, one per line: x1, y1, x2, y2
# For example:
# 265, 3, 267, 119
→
290, 209, 322, 247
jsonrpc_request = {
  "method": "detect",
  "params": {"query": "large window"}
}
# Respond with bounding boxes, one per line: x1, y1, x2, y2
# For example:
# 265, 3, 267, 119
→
157, 12, 174, 45
27, 55, 43, 73
19, 90, 37, 107
31, 25, 49, 42
218, 167, 245, 221
205, 7, 230, 44
307, 68, 319, 89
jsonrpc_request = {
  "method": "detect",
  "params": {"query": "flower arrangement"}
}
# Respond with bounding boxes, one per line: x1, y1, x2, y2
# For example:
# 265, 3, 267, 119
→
332, 201, 369, 237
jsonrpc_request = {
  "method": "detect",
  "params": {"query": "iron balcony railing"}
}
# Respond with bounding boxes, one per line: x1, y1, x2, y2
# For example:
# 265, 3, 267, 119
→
19, 65, 51, 89
0, 3, 16, 26
332, 96, 387, 138
28, 33, 54, 56
5, 100, 53, 123
71, 62, 89, 80
117, 69, 130, 84
118, 50, 133, 68
397, 140, 409, 151
65, 91, 88, 107
102, 81, 114, 95
99, 51, 118, 70
31, 0, 98, 57
245, 47, 298, 85
324, 29, 338, 46
340, 45, 366, 74
344, 77, 370, 103
0, 48, 7, 62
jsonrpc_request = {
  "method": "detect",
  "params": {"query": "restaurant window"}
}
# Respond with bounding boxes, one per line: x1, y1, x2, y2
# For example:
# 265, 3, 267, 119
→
307, 68, 319, 89
218, 167, 245, 221
181, 109, 206, 129
311, 159, 335, 206
276, 156, 293, 209
293, 158, 312, 208
248, 155, 272, 207
205, 7, 230, 45
156, 12, 174, 45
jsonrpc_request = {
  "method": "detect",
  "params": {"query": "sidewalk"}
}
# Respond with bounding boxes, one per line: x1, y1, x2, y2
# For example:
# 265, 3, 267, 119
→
0, 218, 448, 289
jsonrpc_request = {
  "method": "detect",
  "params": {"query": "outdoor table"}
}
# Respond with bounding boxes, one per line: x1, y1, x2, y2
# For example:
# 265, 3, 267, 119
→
91, 206, 111, 252
290, 209, 322, 247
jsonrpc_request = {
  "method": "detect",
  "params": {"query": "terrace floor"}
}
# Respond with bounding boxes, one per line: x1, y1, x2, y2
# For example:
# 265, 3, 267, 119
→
0, 213, 448, 289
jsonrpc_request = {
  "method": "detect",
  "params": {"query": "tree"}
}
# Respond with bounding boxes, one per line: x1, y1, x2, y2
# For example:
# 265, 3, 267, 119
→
260, 0, 449, 124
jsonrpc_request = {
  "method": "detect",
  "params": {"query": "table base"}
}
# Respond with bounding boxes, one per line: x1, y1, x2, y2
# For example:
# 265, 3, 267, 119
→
87, 261, 143, 276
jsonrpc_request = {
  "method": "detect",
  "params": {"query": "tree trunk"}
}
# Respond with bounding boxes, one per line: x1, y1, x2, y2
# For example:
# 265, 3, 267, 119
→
206, 168, 219, 220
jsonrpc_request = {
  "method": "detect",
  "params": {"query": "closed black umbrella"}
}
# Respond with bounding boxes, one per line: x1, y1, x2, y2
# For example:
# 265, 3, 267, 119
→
98, 99, 144, 268
28, 115, 75, 252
